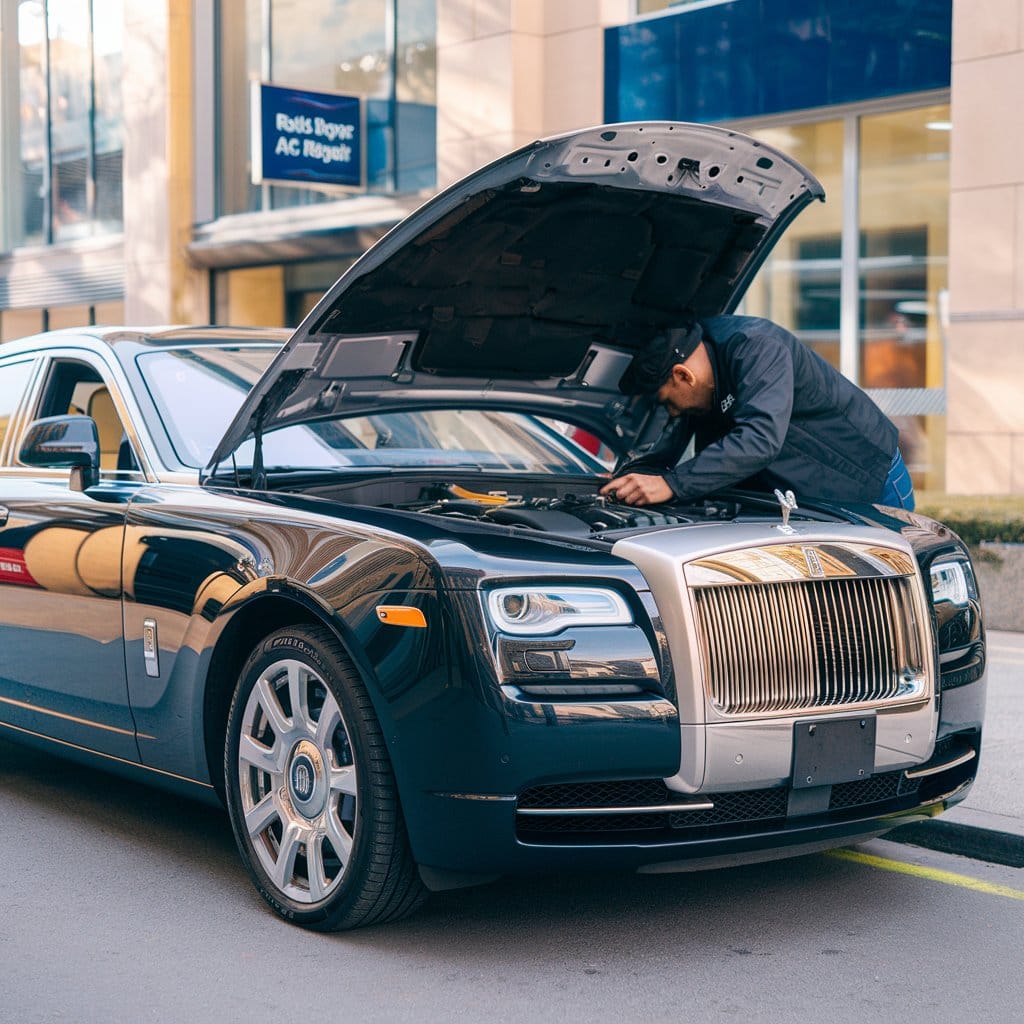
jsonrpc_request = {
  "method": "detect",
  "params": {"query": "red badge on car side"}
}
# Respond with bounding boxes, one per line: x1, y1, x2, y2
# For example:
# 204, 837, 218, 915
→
0, 547, 39, 587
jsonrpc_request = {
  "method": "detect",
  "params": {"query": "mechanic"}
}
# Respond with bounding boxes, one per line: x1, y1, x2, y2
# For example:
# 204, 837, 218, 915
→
599, 316, 915, 510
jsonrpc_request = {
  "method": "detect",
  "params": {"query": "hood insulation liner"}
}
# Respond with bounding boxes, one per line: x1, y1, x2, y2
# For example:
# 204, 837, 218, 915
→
312, 181, 765, 379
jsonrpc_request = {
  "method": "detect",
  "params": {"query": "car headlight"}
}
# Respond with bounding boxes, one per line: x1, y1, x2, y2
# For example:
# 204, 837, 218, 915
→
486, 586, 632, 635
930, 559, 973, 607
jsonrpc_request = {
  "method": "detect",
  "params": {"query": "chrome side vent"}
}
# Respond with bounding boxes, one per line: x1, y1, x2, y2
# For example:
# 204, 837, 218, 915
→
693, 576, 926, 716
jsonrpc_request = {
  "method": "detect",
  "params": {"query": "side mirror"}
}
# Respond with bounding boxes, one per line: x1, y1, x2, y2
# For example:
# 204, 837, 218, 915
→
19, 415, 101, 492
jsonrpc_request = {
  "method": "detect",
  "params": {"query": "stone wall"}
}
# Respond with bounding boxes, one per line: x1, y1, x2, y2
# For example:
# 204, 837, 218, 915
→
947, 0, 1024, 493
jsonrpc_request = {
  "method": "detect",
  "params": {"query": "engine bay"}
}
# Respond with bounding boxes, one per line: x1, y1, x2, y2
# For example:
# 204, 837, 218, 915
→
410, 485, 720, 535
289, 473, 846, 539
394, 482, 831, 539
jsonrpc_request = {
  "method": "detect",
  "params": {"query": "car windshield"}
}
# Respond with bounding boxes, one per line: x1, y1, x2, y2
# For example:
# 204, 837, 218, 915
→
136, 345, 609, 475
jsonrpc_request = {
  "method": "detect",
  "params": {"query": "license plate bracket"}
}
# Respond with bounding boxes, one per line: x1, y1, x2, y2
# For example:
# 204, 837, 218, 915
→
792, 715, 876, 789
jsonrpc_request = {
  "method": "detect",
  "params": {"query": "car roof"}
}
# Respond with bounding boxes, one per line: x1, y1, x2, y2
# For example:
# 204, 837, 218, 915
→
0, 325, 290, 361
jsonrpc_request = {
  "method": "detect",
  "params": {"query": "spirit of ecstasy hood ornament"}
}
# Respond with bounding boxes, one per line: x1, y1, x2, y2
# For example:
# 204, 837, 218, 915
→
774, 488, 798, 530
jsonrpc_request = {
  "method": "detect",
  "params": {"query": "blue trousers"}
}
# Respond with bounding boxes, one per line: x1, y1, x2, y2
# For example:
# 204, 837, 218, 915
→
878, 447, 915, 510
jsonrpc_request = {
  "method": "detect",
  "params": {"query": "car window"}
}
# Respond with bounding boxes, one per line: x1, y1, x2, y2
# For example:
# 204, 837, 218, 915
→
136, 346, 609, 475
136, 347, 330, 468
33, 359, 142, 476
0, 360, 35, 459
288, 410, 607, 473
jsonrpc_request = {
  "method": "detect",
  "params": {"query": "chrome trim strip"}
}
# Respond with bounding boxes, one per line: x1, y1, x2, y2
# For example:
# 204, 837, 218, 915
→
434, 792, 516, 802
517, 801, 715, 816
0, 695, 156, 740
950, 309, 1024, 323
939, 648, 976, 665
685, 542, 917, 586
904, 749, 977, 780
143, 618, 160, 677
913, 779, 974, 809
0, 719, 213, 789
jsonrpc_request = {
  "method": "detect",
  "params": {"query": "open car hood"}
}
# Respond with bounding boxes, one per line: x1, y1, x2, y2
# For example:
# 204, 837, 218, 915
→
205, 122, 823, 476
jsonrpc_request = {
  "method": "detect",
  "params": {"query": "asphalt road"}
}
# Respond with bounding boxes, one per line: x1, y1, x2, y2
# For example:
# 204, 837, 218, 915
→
1, 736, 1021, 1024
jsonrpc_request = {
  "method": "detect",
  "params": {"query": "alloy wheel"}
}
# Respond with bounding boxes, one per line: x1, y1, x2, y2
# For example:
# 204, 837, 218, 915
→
237, 658, 358, 904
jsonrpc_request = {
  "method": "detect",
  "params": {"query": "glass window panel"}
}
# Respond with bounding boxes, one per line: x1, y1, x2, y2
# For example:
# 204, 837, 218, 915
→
284, 257, 356, 326
743, 120, 845, 369
47, 0, 92, 242
18, 0, 47, 245
268, 0, 389, 208
92, 0, 123, 233
216, 1, 436, 214
858, 104, 949, 389
271, 0, 389, 95
858, 104, 949, 489
396, 0, 434, 105
215, 0, 262, 217
395, 0, 436, 192
10, 0, 123, 245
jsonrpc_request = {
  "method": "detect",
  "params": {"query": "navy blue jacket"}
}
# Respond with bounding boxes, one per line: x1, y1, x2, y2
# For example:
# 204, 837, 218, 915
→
627, 315, 898, 503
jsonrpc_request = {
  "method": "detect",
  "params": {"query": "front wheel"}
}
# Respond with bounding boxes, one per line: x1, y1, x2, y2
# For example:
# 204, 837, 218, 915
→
224, 624, 426, 930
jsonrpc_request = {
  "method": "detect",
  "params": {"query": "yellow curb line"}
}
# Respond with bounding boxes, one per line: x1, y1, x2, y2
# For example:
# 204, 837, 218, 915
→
827, 849, 1024, 902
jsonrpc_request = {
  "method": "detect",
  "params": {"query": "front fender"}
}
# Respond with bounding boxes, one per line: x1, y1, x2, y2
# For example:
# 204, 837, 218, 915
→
122, 487, 443, 787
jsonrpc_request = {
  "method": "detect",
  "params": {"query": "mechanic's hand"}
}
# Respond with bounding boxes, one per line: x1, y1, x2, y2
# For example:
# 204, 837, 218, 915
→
600, 473, 673, 507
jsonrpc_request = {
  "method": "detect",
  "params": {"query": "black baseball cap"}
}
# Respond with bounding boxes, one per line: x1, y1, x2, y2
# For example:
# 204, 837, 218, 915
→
617, 323, 704, 395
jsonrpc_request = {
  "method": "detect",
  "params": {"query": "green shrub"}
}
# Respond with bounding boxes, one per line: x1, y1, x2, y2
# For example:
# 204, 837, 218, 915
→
916, 493, 1024, 546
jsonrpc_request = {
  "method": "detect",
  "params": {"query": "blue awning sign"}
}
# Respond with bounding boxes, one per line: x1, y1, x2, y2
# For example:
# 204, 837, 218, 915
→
251, 82, 365, 190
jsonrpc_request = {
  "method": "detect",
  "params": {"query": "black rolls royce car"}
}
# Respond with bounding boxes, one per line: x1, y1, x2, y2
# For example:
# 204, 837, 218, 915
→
0, 123, 985, 930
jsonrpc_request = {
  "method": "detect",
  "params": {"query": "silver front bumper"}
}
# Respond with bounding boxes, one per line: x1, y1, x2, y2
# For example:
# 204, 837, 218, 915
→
612, 522, 938, 795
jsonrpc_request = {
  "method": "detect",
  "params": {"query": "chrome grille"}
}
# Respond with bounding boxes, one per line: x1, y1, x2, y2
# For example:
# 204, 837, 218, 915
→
693, 575, 925, 715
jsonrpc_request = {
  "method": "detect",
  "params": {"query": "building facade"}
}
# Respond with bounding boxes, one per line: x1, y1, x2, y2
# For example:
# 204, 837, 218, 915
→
0, 0, 1013, 493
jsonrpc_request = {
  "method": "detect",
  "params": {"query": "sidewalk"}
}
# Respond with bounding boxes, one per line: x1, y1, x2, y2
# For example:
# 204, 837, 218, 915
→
889, 629, 1024, 867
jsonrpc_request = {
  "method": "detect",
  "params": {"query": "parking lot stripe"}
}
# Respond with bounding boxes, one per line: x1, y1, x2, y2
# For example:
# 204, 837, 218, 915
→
826, 849, 1024, 901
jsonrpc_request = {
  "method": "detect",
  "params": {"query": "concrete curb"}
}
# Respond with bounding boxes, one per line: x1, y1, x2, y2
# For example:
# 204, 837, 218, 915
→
887, 807, 1024, 869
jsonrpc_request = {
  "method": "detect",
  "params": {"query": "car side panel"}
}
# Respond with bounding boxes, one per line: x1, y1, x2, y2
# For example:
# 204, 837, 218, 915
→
0, 477, 139, 761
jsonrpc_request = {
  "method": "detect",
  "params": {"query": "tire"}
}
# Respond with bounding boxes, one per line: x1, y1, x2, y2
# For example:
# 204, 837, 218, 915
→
224, 624, 427, 930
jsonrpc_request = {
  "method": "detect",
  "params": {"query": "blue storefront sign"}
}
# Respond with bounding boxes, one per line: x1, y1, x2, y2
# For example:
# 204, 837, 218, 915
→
251, 82, 364, 190
605, 0, 952, 125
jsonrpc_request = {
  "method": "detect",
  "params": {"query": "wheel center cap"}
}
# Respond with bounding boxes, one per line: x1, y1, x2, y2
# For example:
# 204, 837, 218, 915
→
287, 740, 326, 818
